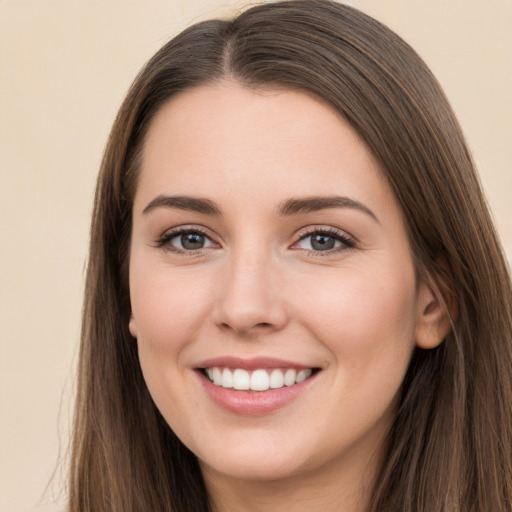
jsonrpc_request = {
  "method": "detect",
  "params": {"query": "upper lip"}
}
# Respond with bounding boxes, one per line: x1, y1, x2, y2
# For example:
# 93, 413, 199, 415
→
194, 356, 316, 371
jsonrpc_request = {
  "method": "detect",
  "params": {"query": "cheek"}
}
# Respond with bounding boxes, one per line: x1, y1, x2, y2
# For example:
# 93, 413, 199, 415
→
130, 264, 213, 350
295, 264, 418, 379
128, 261, 217, 414
298, 266, 418, 447
129, 264, 213, 440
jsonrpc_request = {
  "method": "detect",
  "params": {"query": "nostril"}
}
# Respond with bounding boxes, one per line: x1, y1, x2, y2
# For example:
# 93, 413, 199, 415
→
220, 321, 271, 328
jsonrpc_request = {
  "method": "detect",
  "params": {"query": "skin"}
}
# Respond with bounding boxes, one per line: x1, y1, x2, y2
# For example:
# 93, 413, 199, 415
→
128, 81, 449, 512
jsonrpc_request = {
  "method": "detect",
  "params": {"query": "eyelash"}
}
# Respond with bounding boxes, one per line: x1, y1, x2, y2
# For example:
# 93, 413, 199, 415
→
295, 227, 356, 256
154, 226, 214, 254
154, 226, 356, 255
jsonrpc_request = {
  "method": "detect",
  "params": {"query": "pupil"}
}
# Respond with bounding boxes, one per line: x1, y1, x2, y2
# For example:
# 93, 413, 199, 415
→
311, 234, 335, 251
181, 233, 204, 250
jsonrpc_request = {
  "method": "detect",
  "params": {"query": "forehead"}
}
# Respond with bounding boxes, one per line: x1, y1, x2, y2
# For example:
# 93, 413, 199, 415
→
136, 81, 396, 220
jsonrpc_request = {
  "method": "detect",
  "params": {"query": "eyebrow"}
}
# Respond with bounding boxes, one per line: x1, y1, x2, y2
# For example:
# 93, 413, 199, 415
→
142, 195, 221, 216
277, 196, 379, 223
142, 194, 378, 223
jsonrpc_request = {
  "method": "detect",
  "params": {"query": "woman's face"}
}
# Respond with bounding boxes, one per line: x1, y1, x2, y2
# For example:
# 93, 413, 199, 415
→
129, 82, 436, 484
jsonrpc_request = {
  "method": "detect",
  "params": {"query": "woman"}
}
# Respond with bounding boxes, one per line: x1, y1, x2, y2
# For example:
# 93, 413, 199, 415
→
70, 1, 512, 511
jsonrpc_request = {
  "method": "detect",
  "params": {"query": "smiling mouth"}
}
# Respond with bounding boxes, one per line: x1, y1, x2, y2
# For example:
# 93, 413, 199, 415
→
201, 367, 319, 391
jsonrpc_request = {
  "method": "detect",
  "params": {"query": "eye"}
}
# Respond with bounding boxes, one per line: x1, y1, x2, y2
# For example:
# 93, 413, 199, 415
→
293, 229, 355, 253
156, 228, 217, 252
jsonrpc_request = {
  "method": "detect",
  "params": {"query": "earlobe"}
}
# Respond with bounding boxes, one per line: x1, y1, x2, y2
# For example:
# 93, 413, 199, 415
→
129, 313, 137, 338
414, 278, 454, 349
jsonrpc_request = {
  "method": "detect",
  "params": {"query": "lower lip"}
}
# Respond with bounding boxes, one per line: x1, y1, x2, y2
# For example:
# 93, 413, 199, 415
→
197, 371, 317, 416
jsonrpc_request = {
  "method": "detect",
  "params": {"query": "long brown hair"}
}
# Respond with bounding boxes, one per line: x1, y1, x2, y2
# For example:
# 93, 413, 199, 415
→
70, 1, 512, 510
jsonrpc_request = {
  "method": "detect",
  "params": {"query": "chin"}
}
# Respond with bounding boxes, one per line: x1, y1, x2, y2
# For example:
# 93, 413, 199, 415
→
199, 452, 312, 483
193, 428, 334, 484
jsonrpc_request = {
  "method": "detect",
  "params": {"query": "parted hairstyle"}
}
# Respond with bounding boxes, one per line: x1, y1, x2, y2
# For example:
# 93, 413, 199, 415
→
70, 1, 512, 510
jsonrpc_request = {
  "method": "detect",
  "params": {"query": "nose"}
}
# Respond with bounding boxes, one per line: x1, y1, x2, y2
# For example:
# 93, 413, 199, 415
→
213, 246, 289, 337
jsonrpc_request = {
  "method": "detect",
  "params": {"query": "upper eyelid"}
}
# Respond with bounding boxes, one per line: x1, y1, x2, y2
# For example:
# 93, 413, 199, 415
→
298, 227, 343, 237
159, 225, 215, 239
295, 225, 355, 241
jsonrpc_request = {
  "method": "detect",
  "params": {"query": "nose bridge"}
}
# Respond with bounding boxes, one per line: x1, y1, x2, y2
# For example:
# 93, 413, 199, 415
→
215, 236, 286, 334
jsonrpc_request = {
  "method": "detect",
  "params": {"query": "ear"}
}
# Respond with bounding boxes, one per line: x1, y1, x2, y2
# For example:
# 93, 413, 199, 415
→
129, 312, 137, 338
414, 276, 454, 349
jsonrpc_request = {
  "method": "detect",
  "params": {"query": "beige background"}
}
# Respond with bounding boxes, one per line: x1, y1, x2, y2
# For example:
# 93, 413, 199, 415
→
0, 1, 510, 511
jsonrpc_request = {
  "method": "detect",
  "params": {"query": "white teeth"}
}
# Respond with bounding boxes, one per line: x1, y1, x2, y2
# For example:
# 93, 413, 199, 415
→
221, 368, 233, 388
204, 367, 314, 391
251, 369, 270, 391
269, 368, 284, 389
212, 367, 222, 386
233, 369, 250, 390
296, 369, 312, 383
284, 369, 297, 386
